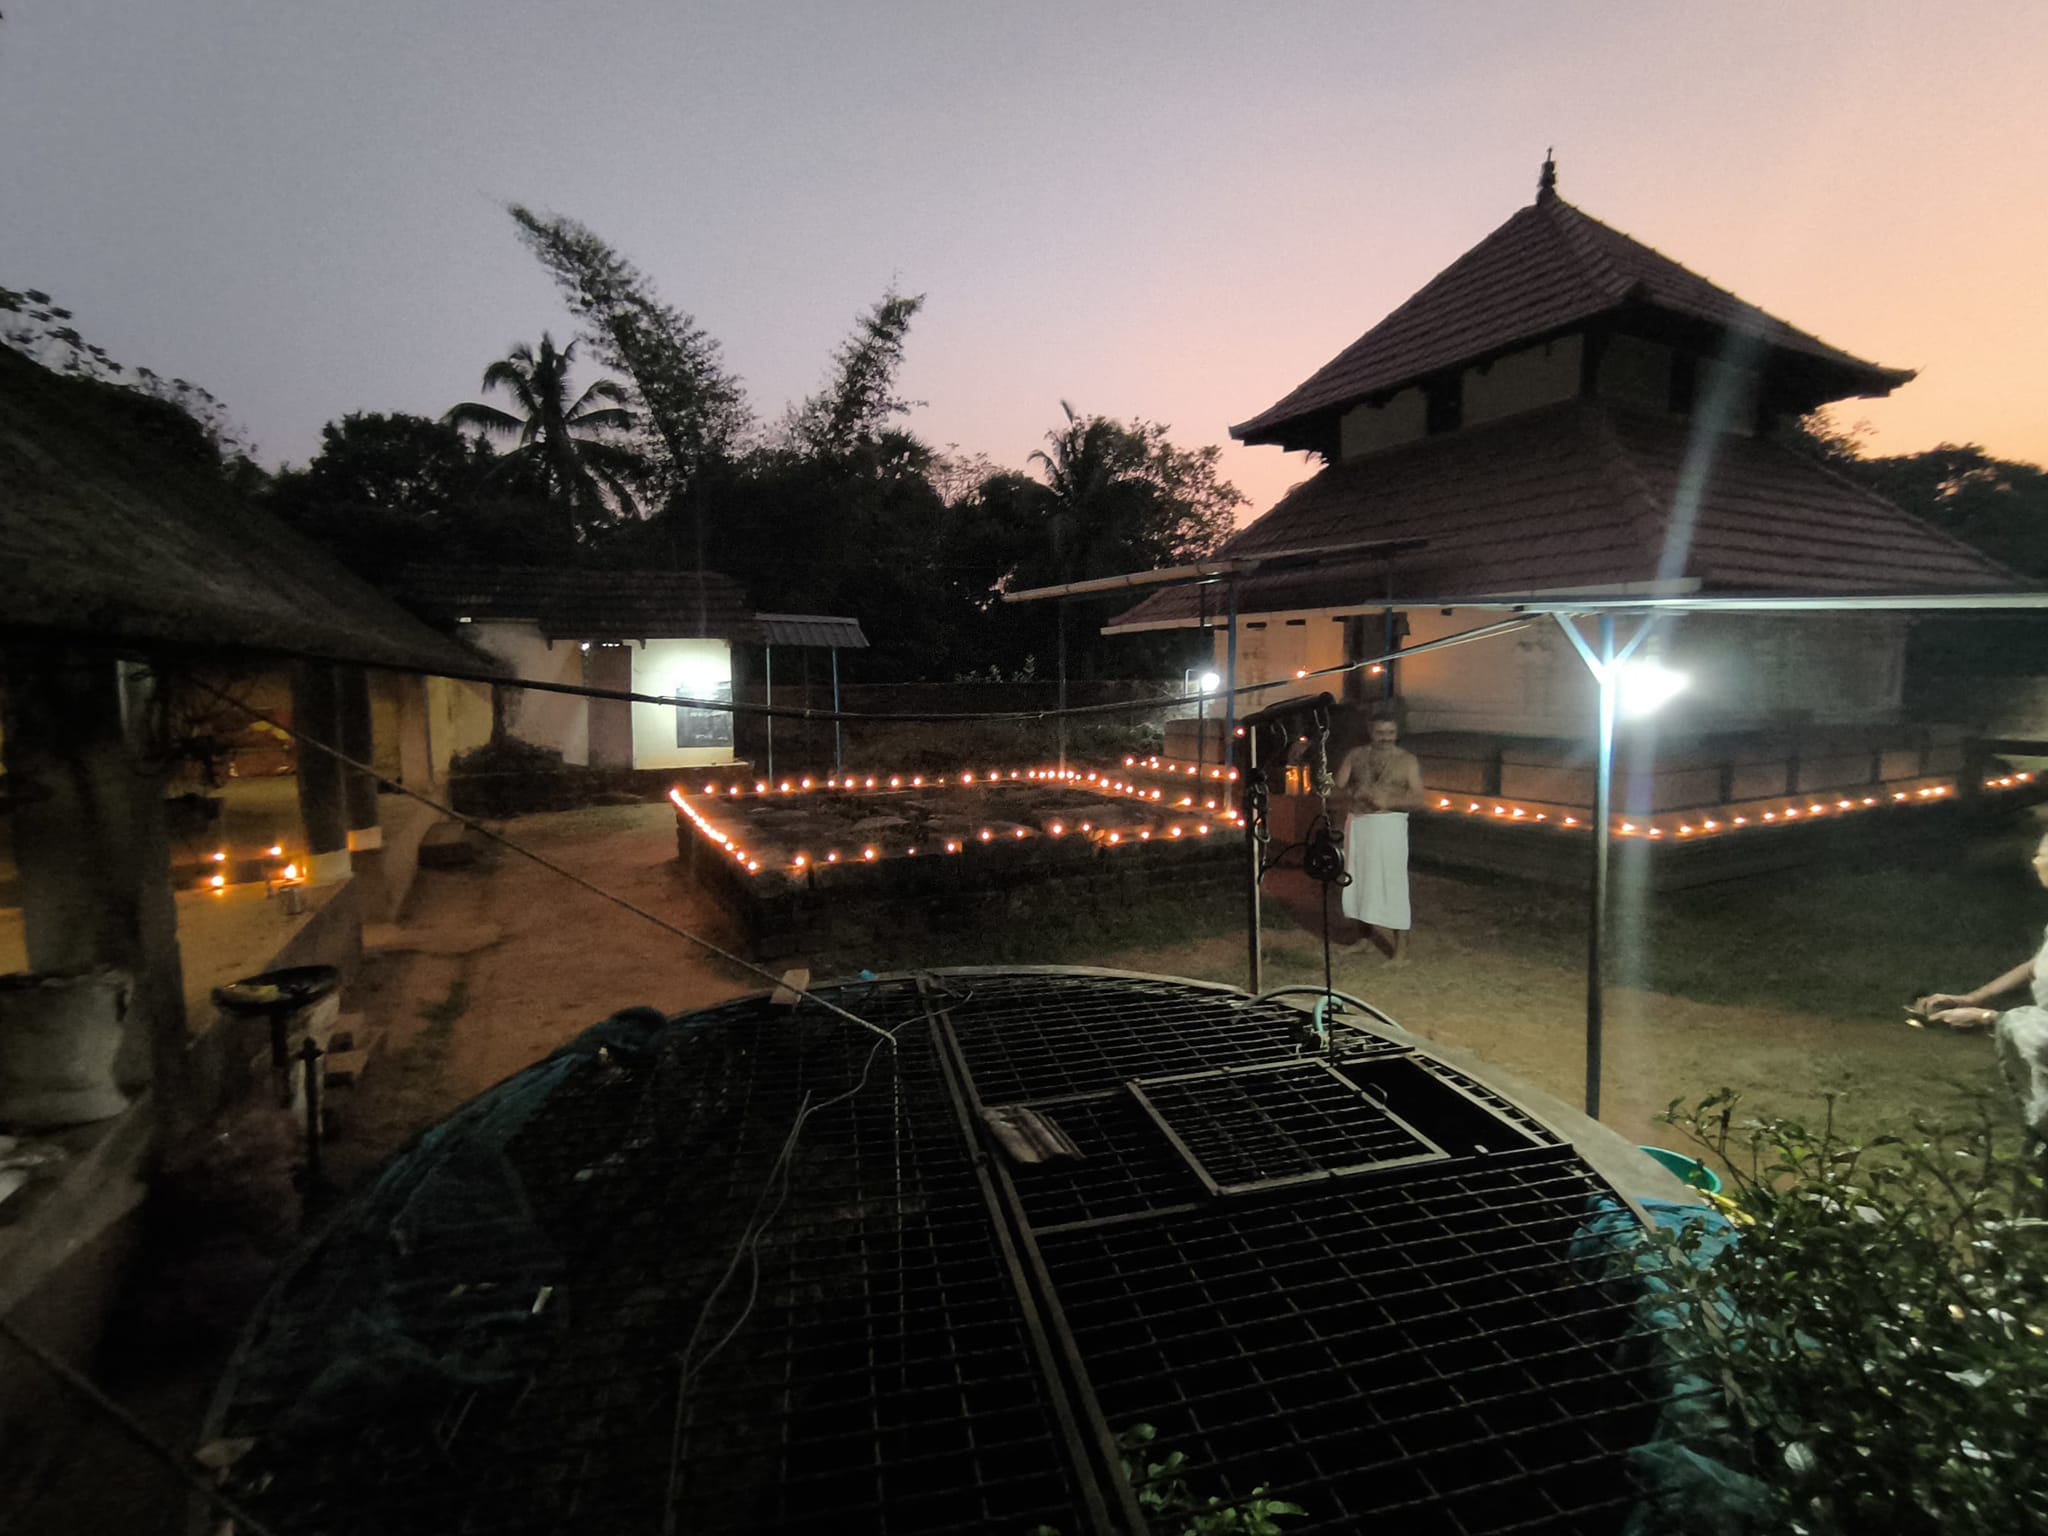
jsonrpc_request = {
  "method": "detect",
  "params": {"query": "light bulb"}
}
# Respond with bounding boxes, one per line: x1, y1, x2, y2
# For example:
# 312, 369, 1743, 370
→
1616, 655, 1689, 718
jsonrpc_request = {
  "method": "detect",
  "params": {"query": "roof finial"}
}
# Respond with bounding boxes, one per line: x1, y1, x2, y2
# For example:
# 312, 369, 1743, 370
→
1538, 149, 1557, 202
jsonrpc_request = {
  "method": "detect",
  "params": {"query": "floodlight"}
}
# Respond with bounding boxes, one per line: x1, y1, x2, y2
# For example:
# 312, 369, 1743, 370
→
1617, 657, 1688, 717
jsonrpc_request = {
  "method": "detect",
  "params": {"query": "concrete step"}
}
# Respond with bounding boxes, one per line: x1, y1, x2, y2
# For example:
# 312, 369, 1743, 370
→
323, 1014, 385, 1087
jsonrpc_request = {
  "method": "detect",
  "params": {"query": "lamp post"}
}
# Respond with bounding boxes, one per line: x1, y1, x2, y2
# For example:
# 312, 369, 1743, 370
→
1553, 615, 1684, 1119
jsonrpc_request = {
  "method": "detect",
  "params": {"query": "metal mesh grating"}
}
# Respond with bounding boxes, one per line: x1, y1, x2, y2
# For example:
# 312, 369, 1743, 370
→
1036, 1146, 1663, 1535
932, 973, 1403, 1104
1004, 1092, 1206, 1233
1131, 1060, 1449, 1193
213, 970, 1663, 1536
217, 983, 1086, 1536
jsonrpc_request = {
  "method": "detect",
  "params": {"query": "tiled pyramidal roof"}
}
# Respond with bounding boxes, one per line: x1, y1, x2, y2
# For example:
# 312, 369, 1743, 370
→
1234, 185, 1911, 452
1107, 402, 2015, 629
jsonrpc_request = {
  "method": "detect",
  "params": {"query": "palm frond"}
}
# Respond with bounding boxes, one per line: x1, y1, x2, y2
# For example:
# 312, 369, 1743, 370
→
566, 404, 634, 435
445, 401, 525, 438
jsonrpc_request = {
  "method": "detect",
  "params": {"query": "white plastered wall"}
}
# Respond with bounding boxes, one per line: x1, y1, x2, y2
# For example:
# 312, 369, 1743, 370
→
630, 638, 738, 770
467, 620, 589, 765
1205, 605, 1909, 739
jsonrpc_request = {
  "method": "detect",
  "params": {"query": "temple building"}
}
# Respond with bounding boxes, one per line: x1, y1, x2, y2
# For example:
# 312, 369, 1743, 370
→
1107, 161, 2024, 875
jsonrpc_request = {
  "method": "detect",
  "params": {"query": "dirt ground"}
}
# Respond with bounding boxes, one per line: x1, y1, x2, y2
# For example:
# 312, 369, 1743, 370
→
10, 796, 2035, 1534
327, 800, 2033, 1181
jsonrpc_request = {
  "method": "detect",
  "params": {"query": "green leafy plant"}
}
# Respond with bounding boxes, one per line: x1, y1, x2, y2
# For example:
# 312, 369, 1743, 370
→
1642, 1091, 2048, 1535
1031, 1423, 1307, 1536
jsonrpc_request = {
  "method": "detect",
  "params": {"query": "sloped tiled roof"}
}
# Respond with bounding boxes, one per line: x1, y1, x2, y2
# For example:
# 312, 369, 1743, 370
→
1107, 403, 2015, 631
1234, 190, 1912, 451
0, 346, 494, 676
401, 565, 762, 643
755, 613, 869, 649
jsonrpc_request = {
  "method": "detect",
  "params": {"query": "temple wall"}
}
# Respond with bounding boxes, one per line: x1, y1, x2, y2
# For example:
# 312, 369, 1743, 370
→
1463, 335, 1581, 427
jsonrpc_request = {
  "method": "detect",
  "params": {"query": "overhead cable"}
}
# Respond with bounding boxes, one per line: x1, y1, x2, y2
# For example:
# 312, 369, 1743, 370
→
182, 679, 898, 1045
347, 616, 1536, 725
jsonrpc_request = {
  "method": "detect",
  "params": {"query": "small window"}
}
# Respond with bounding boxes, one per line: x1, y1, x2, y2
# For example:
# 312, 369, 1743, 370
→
675, 682, 733, 749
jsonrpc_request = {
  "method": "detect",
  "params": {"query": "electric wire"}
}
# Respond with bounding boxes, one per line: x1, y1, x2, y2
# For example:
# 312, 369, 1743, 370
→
339, 615, 1534, 726
182, 678, 898, 1045
178, 679, 912, 1530
661, 1022, 898, 1533
0, 1312, 291, 1536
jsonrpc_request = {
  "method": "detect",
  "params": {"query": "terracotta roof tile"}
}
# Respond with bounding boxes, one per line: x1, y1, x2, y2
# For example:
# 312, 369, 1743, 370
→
1234, 195, 1910, 449
401, 565, 762, 642
1107, 403, 2014, 631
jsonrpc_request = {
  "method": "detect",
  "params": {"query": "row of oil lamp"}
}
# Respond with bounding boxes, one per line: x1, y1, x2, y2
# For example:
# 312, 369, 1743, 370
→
1426, 771, 2032, 840
671, 788, 1239, 877
200, 845, 306, 896
677, 768, 2033, 874
687, 764, 1236, 815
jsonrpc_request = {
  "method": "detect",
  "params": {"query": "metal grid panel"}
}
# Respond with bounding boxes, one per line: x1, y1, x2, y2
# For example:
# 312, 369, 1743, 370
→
1004, 1092, 1205, 1233
216, 971, 1660, 1536
934, 973, 1402, 1104
1038, 1146, 1663, 1535
219, 984, 1085, 1536
1131, 1060, 1448, 1193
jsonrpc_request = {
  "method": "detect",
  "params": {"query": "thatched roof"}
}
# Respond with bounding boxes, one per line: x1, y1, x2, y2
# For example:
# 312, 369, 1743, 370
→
0, 346, 494, 675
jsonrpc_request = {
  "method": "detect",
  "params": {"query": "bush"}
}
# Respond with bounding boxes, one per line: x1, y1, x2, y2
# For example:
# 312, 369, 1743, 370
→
447, 737, 580, 817
1642, 1092, 2048, 1535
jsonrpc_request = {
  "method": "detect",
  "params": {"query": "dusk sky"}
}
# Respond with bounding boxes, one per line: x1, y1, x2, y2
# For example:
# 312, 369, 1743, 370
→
4, 2, 2044, 521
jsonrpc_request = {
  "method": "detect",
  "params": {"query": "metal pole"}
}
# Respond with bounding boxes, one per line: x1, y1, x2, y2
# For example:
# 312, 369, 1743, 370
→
1246, 726, 1262, 994
1057, 600, 1068, 776
1195, 584, 1208, 783
298, 1035, 325, 1187
764, 645, 774, 782
1224, 580, 1239, 771
269, 1007, 292, 1108
1383, 603, 1396, 703
831, 648, 842, 773
1586, 614, 1616, 1120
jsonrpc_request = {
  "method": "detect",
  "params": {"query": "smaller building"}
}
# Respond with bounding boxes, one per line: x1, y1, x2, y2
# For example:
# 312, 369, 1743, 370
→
402, 566, 765, 771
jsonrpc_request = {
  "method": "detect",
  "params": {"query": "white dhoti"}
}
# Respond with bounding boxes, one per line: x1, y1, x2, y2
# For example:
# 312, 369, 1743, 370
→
1342, 812, 1410, 930
1996, 1006, 2048, 1139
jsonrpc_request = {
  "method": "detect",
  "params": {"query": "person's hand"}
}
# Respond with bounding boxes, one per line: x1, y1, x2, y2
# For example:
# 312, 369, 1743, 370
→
1916, 992, 1973, 1013
1929, 1006, 1998, 1031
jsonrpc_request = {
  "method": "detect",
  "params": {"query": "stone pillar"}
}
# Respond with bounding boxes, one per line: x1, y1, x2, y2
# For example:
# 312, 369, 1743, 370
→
338, 666, 382, 855
1, 646, 188, 1113
394, 674, 434, 792
291, 662, 351, 886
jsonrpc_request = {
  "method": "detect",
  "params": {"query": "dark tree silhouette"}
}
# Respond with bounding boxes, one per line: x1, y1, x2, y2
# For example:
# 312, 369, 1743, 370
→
446, 333, 642, 537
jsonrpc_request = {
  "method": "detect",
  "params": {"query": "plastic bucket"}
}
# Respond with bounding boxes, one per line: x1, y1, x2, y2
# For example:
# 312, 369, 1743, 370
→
1638, 1146, 1724, 1195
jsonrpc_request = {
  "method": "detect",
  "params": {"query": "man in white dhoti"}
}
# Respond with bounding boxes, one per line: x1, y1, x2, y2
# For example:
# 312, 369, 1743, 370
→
1332, 714, 1427, 961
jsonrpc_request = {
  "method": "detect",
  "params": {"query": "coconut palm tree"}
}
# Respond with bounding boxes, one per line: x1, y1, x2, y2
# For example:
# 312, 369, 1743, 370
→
1027, 400, 1157, 580
446, 333, 643, 533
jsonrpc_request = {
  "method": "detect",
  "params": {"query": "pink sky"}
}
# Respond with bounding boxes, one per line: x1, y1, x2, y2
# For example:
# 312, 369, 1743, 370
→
3, 2, 2042, 526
